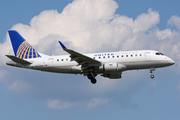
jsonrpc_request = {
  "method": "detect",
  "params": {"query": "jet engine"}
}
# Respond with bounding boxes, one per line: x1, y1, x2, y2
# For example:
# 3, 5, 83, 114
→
101, 72, 122, 79
99, 63, 126, 72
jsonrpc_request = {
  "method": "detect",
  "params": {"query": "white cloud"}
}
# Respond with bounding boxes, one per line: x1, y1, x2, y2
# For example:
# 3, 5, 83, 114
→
47, 99, 75, 109
0, 34, 13, 65
0, 1, 161, 59
63, 0, 118, 21
111, 8, 160, 34
7, 81, 31, 94
168, 15, 180, 30
87, 98, 108, 108
133, 8, 160, 33
156, 28, 173, 40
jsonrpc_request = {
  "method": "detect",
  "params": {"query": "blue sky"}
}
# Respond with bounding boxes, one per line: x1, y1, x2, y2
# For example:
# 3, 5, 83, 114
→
1, 0, 180, 120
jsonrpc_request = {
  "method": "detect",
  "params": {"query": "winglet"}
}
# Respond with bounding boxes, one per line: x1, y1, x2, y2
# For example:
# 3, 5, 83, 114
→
58, 41, 67, 50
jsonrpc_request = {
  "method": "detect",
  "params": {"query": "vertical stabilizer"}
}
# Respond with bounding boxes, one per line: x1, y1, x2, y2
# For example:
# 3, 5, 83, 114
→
8, 30, 41, 59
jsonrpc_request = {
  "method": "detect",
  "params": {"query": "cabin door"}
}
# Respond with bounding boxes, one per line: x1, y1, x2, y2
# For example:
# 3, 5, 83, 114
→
145, 52, 150, 61
48, 58, 54, 66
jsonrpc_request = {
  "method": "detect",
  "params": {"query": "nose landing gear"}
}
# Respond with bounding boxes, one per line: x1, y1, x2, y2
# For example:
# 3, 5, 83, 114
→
150, 68, 155, 79
150, 74, 154, 79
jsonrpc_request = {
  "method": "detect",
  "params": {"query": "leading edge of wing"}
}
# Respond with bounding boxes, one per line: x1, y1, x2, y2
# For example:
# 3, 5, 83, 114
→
58, 41, 101, 66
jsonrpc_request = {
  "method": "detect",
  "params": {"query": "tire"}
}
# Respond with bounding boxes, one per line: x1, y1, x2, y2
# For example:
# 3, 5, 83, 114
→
150, 74, 154, 79
88, 74, 93, 79
91, 78, 97, 84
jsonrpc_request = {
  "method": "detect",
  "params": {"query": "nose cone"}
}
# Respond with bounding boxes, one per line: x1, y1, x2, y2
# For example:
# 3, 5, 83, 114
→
168, 59, 175, 65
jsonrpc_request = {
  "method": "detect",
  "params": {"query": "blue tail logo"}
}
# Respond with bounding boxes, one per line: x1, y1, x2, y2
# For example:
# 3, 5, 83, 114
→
8, 30, 41, 59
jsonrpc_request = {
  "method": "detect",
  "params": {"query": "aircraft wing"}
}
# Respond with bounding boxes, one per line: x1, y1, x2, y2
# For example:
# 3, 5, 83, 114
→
59, 41, 101, 69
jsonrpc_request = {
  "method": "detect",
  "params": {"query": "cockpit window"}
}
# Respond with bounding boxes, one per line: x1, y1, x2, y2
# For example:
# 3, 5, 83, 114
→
156, 52, 164, 55
160, 53, 164, 55
156, 52, 160, 55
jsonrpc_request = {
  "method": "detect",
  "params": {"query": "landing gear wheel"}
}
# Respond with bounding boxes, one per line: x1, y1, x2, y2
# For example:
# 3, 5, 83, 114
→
150, 74, 154, 79
149, 68, 155, 79
87, 74, 92, 79
87, 72, 97, 84
91, 78, 97, 84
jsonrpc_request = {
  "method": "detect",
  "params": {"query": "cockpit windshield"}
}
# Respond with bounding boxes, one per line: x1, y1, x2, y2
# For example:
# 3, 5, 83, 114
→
156, 52, 164, 55
160, 53, 164, 55
156, 52, 160, 55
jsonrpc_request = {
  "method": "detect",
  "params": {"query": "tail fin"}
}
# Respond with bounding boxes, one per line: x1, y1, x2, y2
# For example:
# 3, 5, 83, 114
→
8, 30, 41, 59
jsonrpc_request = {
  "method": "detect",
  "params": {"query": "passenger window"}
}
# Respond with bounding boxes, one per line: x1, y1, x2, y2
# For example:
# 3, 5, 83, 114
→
66, 59, 68, 61
140, 54, 142, 56
131, 55, 133, 57
93, 57, 95, 59
135, 54, 137, 56
126, 55, 128, 57
103, 56, 105, 58
117, 55, 119, 58
112, 56, 114, 58
108, 56, 110, 58
57, 59, 59, 61
122, 55, 124, 57
99, 57, 101, 59
61, 59, 63, 61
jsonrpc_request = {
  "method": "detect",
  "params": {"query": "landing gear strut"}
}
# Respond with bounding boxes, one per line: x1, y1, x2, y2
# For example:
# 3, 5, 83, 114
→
150, 68, 155, 79
87, 72, 97, 84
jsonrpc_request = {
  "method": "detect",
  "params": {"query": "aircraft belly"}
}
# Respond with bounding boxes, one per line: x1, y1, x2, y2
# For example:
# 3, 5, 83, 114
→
35, 66, 79, 74
125, 60, 169, 70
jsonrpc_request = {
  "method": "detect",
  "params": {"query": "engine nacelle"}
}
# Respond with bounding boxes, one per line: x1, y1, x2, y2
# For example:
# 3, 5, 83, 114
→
101, 72, 122, 79
99, 63, 126, 72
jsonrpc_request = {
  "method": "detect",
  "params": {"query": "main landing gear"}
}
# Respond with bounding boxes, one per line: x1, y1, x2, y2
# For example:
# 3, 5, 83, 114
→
150, 68, 155, 79
87, 72, 97, 84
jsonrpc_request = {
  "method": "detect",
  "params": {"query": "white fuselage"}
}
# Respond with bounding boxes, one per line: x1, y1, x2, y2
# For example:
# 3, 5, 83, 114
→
7, 50, 174, 75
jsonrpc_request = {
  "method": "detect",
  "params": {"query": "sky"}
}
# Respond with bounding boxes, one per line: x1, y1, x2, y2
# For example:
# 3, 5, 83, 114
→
0, 0, 180, 120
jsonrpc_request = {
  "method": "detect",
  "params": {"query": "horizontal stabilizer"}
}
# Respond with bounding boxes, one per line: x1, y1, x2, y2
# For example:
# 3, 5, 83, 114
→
6, 55, 32, 64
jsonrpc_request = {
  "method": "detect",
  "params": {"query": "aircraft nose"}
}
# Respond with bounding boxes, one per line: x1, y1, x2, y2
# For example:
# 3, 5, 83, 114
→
168, 59, 175, 65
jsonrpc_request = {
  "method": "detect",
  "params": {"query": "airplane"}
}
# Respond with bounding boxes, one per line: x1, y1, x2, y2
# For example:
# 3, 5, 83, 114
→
6, 30, 175, 84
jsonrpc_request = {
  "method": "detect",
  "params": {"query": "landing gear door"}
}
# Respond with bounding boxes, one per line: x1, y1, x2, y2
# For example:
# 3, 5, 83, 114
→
145, 52, 150, 61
